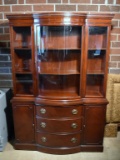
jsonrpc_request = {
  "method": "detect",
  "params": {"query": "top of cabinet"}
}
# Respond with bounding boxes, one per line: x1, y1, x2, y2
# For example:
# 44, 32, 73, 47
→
6, 12, 114, 26
6, 12, 114, 19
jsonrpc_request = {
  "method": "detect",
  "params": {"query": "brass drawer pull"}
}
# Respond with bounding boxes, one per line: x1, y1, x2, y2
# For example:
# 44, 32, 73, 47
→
71, 137, 77, 143
40, 108, 46, 114
71, 123, 78, 129
40, 122, 46, 128
72, 109, 78, 115
41, 137, 47, 142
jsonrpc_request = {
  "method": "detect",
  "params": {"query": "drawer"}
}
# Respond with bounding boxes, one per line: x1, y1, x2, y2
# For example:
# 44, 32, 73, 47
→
36, 132, 81, 147
36, 117, 83, 133
36, 105, 83, 118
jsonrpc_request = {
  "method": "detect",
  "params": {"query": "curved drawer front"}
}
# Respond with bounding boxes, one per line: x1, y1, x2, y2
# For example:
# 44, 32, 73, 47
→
36, 132, 81, 147
36, 105, 83, 118
36, 117, 83, 133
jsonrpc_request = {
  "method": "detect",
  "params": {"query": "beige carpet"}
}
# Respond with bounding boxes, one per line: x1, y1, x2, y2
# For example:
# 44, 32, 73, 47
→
0, 132, 120, 160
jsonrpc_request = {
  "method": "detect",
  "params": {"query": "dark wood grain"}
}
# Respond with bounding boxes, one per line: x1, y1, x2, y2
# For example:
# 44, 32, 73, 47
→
7, 12, 114, 154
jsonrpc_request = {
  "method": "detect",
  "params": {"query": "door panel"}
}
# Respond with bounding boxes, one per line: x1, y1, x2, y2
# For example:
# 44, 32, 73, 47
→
83, 105, 106, 144
12, 104, 35, 143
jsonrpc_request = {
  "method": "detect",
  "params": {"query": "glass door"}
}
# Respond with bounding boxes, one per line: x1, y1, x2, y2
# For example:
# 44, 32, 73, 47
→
86, 26, 108, 97
36, 25, 82, 99
12, 26, 34, 95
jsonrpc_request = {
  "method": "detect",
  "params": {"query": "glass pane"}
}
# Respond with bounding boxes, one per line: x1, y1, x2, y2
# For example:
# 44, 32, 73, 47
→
87, 50, 105, 74
15, 74, 33, 95
13, 27, 31, 48
14, 49, 32, 72
85, 26, 107, 97
39, 75, 79, 98
37, 50, 80, 74
36, 25, 81, 98
87, 27, 107, 74
36, 26, 81, 50
88, 27, 107, 49
86, 75, 104, 97
36, 26, 81, 74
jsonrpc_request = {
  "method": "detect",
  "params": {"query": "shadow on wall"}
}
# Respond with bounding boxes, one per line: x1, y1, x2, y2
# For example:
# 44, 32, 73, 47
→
4, 88, 14, 141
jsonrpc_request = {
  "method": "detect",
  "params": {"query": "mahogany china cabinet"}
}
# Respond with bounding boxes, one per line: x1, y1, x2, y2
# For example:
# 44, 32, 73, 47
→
7, 12, 114, 154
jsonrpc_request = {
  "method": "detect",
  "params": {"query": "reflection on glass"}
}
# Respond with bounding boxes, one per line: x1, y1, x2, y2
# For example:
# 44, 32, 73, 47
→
87, 50, 105, 74
15, 74, 33, 95
36, 26, 81, 74
36, 26, 81, 98
86, 26, 107, 97
14, 49, 32, 72
86, 75, 104, 97
37, 50, 80, 74
36, 26, 81, 50
88, 27, 107, 49
13, 27, 31, 48
39, 75, 79, 98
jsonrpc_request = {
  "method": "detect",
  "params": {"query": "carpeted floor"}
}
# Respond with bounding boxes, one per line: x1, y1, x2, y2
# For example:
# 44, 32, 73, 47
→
0, 132, 120, 160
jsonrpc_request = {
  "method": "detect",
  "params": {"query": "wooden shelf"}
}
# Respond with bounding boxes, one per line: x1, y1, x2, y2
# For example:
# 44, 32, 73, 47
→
85, 90, 103, 97
88, 48, 106, 50
87, 71, 104, 75
38, 48, 81, 50
14, 47, 31, 50
39, 90, 79, 99
16, 80, 33, 83
38, 70, 80, 75
15, 72, 32, 74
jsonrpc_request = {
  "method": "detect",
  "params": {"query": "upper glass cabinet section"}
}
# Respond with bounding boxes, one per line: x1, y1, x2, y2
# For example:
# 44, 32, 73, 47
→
35, 25, 82, 98
36, 26, 82, 75
86, 26, 108, 97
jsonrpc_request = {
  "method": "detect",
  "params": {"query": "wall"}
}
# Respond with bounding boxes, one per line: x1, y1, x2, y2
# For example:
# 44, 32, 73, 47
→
0, 0, 120, 88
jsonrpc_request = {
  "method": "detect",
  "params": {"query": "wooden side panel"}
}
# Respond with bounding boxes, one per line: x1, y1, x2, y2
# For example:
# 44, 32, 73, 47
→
12, 104, 35, 143
83, 105, 106, 145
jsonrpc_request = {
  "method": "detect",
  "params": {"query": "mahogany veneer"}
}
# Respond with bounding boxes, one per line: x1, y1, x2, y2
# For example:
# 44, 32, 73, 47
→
7, 12, 114, 154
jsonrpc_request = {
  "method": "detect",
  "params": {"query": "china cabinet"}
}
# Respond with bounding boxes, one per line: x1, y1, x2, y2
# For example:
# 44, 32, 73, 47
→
7, 12, 114, 154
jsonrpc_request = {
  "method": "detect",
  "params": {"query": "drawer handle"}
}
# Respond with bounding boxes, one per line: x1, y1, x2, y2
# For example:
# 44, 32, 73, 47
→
71, 137, 77, 143
72, 109, 78, 115
40, 122, 46, 128
41, 137, 47, 142
71, 123, 78, 129
40, 108, 46, 114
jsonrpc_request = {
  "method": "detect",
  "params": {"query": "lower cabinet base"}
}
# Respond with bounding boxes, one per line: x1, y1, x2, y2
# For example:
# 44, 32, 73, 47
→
14, 143, 36, 150
14, 143, 103, 154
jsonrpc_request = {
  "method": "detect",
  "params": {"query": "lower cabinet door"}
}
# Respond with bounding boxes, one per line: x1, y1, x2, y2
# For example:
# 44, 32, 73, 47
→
12, 104, 35, 143
83, 105, 106, 145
